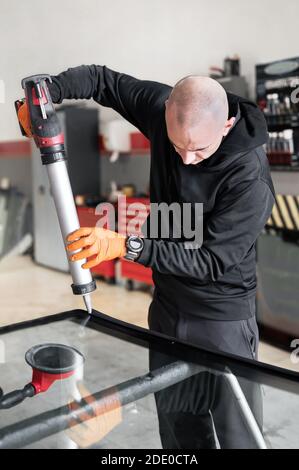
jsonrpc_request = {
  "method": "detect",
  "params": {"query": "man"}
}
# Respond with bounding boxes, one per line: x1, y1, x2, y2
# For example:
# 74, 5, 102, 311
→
20, 65, 275, 448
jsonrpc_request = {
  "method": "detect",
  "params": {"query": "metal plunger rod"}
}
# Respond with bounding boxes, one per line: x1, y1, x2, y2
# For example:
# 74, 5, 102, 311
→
46, 161, 94, 312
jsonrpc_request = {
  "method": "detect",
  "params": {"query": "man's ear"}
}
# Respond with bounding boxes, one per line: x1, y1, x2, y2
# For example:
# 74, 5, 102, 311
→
223, 116, 236, 136
165, 99, 169, 109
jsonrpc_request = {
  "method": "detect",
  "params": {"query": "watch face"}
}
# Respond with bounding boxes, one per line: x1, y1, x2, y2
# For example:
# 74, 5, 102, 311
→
130, 238, 141, 250
129, 237, 143, 251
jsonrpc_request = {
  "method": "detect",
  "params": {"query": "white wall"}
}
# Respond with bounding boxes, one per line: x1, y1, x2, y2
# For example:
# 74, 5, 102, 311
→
1, 0, 299, 141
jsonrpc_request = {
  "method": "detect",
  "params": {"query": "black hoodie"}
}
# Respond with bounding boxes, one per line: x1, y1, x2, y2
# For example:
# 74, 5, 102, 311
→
49, 65, 275, 321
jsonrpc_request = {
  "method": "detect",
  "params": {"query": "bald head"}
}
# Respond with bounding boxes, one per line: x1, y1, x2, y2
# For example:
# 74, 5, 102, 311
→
165, 75, 234, 165
167, 76, 228, 131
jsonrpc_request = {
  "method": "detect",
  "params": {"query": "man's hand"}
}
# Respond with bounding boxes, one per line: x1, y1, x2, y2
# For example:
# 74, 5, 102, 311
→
66, 227, 126, 269
17, 101, 32, 137
66, 382, 122, 448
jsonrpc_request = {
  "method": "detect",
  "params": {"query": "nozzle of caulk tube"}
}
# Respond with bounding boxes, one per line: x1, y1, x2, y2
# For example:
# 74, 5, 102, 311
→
83, 294, 92, 314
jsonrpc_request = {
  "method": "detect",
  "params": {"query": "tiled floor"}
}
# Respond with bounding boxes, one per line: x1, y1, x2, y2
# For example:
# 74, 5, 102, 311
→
0, 254, 298, 373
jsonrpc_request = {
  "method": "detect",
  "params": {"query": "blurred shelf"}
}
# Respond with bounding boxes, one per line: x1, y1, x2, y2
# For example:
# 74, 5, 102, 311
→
270, 165, 299, 172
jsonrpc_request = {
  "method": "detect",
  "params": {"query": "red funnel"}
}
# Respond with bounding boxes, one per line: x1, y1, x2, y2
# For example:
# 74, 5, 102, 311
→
26, 343, 84, 394
0, 343, 84, 409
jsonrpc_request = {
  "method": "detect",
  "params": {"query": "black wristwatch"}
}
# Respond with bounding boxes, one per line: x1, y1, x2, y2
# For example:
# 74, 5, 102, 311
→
124, 235, 144, 261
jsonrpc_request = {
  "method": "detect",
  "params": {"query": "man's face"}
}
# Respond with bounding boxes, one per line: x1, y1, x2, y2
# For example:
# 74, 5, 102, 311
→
165, 101, 235, 165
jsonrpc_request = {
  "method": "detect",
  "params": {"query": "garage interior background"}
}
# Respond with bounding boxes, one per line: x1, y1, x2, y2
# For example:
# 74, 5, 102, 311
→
1, 0, 299, 371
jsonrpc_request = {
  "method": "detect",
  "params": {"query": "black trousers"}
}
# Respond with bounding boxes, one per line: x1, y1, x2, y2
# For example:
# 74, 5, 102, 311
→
148, 292, 263, 449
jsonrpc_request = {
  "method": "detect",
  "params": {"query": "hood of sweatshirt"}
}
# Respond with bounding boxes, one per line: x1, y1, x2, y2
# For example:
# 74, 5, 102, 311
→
197, 92, 268, 171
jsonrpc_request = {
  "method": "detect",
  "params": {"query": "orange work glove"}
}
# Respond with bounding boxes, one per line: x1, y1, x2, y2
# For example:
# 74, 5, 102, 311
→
17, 101, 32, 137
66, 382, 122, 448
66, 227, 126, 270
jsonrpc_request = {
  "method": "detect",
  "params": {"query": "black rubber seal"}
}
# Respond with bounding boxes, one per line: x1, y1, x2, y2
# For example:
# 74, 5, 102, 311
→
41, 151, 67, 165
25, 343, 84, 374
71, 280, 96, 295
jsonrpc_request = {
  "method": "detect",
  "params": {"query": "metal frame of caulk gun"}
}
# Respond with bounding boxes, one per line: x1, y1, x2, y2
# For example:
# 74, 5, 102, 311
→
20, 74, 96, 313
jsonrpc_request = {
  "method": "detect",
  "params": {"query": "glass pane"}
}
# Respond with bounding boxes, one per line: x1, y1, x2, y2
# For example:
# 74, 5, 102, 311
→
0, 311, 299, 449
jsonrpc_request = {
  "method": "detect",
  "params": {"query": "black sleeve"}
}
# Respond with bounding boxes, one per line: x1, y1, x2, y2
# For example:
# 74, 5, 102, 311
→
137, 179, 275, 281
48, 64, 171, 138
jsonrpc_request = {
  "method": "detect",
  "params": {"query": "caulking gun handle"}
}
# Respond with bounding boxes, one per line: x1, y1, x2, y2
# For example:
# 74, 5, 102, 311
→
0, 384, 35, 409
